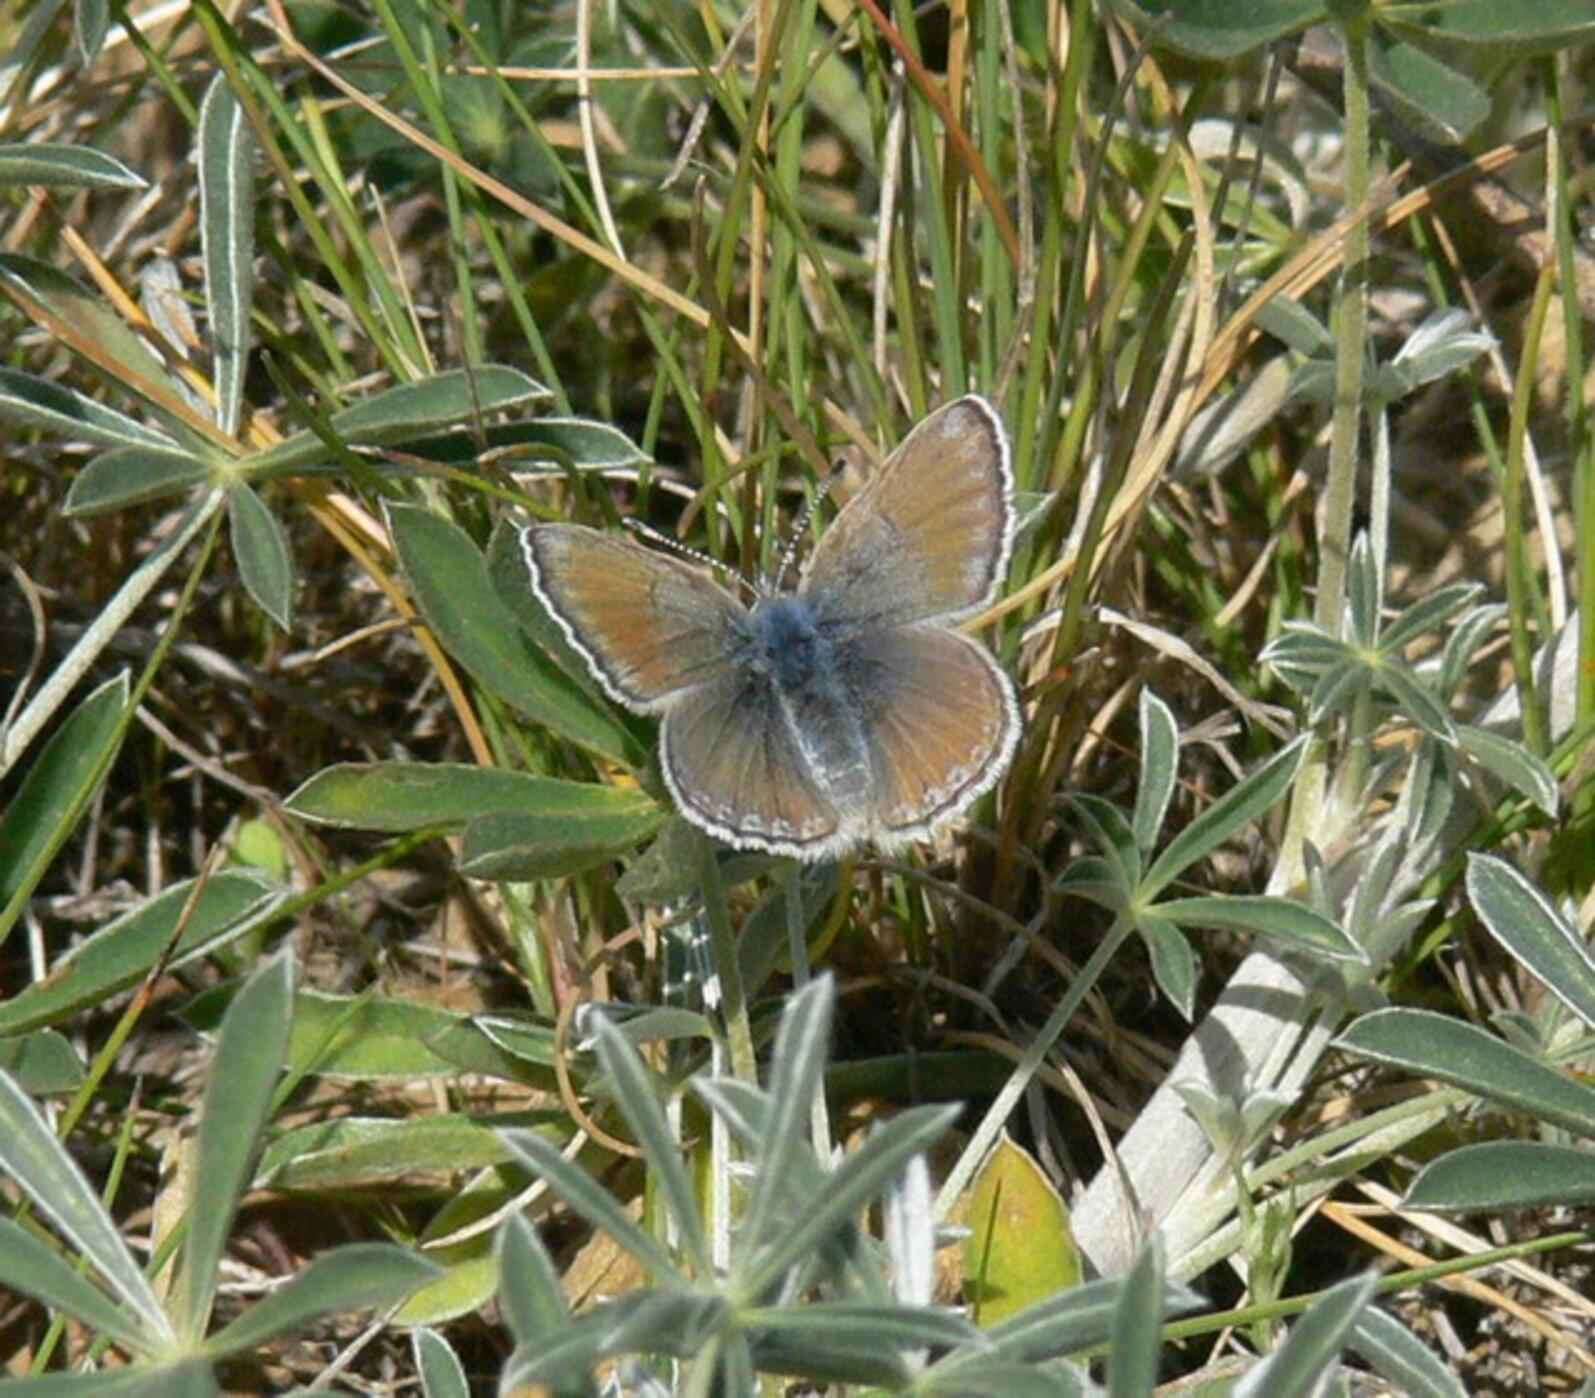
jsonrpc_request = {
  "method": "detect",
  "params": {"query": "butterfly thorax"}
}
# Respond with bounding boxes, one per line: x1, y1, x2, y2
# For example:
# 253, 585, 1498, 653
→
746, 595, 824, 687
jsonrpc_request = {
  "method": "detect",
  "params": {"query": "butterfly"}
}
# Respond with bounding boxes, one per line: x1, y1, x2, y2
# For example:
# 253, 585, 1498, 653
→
521, 395, 1021, 862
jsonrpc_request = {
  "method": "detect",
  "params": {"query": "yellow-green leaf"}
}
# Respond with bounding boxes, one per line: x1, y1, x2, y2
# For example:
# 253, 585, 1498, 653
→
963, 1132, 1082, 1325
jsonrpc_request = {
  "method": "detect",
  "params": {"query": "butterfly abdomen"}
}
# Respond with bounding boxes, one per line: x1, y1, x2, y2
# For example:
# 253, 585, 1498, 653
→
750, 596, 875, 810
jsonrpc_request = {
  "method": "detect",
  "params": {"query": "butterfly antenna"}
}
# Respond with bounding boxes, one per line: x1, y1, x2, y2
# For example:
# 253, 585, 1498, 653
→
772, 462, 846, 591
624, 519, 759, 603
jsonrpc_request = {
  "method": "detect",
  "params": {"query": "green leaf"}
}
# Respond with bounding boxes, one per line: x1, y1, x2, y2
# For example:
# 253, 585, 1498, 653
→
1377, 313, 1494, 404
1097, 0, 1322, 60
1379, 582, 1485, 654
389, 506, 638, 764
0, 255, 188, 409
0, 870, 283, 1035
460, 804, 666, 880
603, 1007, 716, 1048
1347, 1305, 1469, 1398
393, 1233, 499, 1328
444, 1012, 558, 1080
1256, 296, 1331, 356
412, 1327, 471, 1398
197, 77, 255, 437
502, 416, 650, 469
744, 1306, 972, 1385
205, 1244, 439, 1358
1262, 624, 1346, 693
1404, 1142, 1595, 1211
179, 951, 294, 1341
1467, 854, 1595, 1027
950, 1277, 1200, 1368
1375, 661, 1457, 746
0, 1031, 84, 1094
387, 417, 649, 473
1346, 534, 1381, 651
1368, 36, 1489, 144
1138, 915, 1197, 1021
591, 1014, 708, 1269
1144, 736, 1308, 896
0, 1073, 174, 1345
227, 485, 294, 630
1435, 600, 1505, 692
1306, 657, 1370, 726
499, 1127, 681, 1280
1383, 0, 1595, 51
1337, 1007, 1595, 1138
0, 143, 145, 190
239, 367, 553, 476
285, 760, 656, 834
503, 1294, 728, 1385
0, 366, 176, 448
739, 1105, 959, 1299
1065, 794, 1142, 891
1155, 895, 1363, 962
1108, 1236, 1165, 1398
497, 1212, 574, 1349
331, 366, 550, 444
180, 987, 550, 1085
0, 672, 129, 947
742, 979, 833, 1272
74, 0, 109, 63
256, 1112, 530, 1189
1052, 856, 1128, 912
0, 1216, 153, 1355
1455, 726, 1558, 819
922, 1362, 1084, 1397
65, 445, 214, 516
1130, 690, 1178, 854
0, 1360, 218, 1396
1232, 1272, 1378, 1397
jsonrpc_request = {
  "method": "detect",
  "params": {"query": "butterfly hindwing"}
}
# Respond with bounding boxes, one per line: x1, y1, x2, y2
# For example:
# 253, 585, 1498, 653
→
659, 667, 845, 857
839, 624, 1020, 842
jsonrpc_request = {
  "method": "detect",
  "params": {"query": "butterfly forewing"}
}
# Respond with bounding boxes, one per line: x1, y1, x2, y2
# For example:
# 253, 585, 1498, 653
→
801, 396, 1013, 631
848, 625, 1020, 841
522, 525, 747, 711
659, 669, 845, 857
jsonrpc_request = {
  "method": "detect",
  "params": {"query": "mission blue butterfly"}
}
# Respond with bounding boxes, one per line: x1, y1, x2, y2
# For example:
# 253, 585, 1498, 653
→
521, 395, 1021, 862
